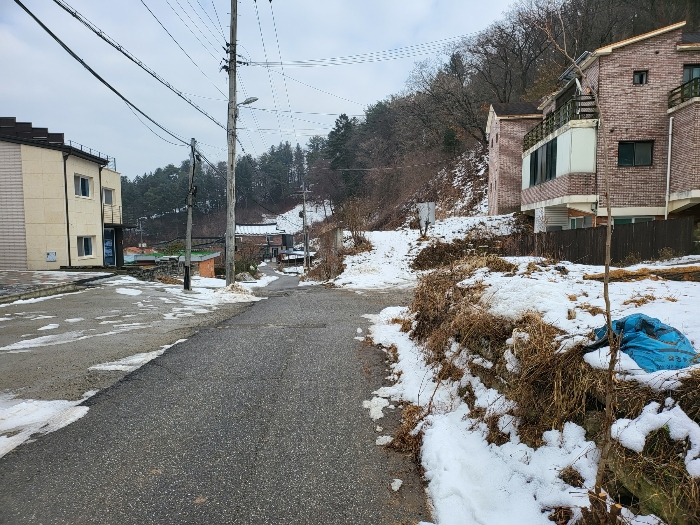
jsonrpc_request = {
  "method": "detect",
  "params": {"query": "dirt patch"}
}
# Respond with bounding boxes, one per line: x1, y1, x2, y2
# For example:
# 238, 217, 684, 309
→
584, 266, 700, 283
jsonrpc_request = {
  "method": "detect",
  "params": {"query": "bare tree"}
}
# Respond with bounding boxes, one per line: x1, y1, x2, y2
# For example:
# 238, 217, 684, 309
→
526, 1, 618, 521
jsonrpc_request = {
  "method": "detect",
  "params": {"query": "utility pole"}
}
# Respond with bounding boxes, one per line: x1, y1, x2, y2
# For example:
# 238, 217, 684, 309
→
301, 185, 309, 271
225, 0, 238, 285
184, 137, 197, 291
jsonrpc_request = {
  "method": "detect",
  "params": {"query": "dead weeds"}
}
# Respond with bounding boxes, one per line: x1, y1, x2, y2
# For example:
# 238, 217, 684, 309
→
389, 404, 426, 460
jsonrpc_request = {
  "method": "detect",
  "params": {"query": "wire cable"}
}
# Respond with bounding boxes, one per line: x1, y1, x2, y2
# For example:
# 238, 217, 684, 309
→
14, 0, 189, 148
245, 34, 468, 68
51, 0, 226, 131
253, 0, 284, 141
208, 0, 225, 39
166, 0, 222, 62
140, 0, 227, 97
186, 0, 225, 43
268, 1, 297, 141
268, 69, 363, 106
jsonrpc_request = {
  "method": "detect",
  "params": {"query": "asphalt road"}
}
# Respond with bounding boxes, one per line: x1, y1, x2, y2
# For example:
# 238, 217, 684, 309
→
0, 273, 429, 524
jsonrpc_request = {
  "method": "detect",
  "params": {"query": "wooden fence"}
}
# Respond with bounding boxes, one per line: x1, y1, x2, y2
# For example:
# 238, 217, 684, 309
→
500, 217, 695, 265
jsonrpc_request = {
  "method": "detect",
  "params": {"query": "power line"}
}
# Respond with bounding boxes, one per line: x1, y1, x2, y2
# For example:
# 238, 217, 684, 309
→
268, 1, 297, 141
253, 0, 284, 141
186, 0, 225, 43
208, 0, 225, 39
51, 0, 226, 131
165, 0, 222, 62
245, 34, 467, 68
15, 0, 189, 148
140, 0, 227, 97
269, 69, 364, 105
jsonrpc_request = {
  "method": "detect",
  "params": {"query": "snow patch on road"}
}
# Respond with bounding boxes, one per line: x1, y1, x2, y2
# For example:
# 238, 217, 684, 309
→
0, 390, 95, 458
90, 339, 187, 372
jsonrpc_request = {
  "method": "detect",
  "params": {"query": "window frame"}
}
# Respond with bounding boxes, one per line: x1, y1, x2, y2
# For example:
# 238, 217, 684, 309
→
74, 175, 91, 198
77, 236, 94, 257
633, 70, 648, 85
683, 64, 700, 84
103, 188, 113, 205
529, 137, 557, 187
617, 141, 653, 167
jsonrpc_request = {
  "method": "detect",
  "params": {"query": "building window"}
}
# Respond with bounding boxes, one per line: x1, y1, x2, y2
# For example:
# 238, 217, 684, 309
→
266, 235, 274, 242
103, 188, 113, 205
74, 175, 91, 197
683, 64, 700, 84
529, 137, 557, 187
77, 236, 93, 257
613, 217, 653, 225
618, 141, 653, 166
570, 216, 593, 229
633, 70, 648, 85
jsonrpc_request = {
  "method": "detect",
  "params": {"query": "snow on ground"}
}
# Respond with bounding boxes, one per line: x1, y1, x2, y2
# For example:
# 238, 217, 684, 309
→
363, 257, 700, 524
0, 390, 95, 458
275, 201, 330, 234
333, 214, 517, 290
90, 339, 187, 372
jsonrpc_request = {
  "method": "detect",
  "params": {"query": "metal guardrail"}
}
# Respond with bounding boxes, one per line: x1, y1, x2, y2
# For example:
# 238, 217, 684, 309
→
67, 140, 117, 171
668, 77, 700, 108
523, 95, 597, 151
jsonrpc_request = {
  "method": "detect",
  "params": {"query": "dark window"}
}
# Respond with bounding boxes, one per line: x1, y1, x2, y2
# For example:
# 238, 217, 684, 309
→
77, 236, 93, 257
683, 64, 700, 84
103, 188, 113, 205
529, 138, 557, 186
633, 70, 648, 84
74, 175, 90, 197
618, 141, 653, 166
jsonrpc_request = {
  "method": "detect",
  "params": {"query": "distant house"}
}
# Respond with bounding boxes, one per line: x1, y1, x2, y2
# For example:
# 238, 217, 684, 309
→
487, 21, 700, 232
486, 103, 543, 215
236, 223, 293, 261
0, 117, 133, 269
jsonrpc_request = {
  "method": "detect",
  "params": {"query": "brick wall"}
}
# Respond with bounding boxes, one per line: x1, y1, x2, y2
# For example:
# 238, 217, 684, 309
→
670, 100, 700, 195
488, 117, 541, 215
521, 173, 596, 206
594, 28, 700, 208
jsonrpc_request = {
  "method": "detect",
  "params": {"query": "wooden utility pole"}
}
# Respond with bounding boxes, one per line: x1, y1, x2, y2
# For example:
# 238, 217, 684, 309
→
225, 0, 238, 285
301, 186, 310, 271
184, 137, 196, 290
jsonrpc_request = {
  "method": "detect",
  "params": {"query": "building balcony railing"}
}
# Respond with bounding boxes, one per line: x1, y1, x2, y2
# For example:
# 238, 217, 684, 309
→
103, 205, 136, 227
668, 77, 700, 108
66, 140, 117, 171
523, 95, 597, 151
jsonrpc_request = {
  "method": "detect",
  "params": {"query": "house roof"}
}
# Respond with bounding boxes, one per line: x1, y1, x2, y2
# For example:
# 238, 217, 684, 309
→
579, 21, 687, 70
486, 103, 542, 135
490, 103, 542, 117
0, 117, 115, 168
236, 223, 283, 235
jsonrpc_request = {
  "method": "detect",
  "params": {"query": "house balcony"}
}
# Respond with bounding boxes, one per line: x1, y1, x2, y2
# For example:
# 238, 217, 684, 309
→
523, 95, 597, 151
103, 205, 137, 227
668, 77, 700, 109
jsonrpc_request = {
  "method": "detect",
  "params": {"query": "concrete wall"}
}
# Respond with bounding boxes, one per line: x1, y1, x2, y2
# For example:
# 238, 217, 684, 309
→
0, 141, 28, 270
66, 155, 104, 267
20, 144, 68, 270
102, 167, 123, 223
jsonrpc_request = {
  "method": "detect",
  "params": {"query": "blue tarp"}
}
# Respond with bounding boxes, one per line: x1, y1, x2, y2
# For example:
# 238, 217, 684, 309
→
592, 314, 699, 373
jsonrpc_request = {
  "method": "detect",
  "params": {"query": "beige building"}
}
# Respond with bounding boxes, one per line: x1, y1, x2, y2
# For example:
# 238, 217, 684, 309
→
0, 117, 132, 270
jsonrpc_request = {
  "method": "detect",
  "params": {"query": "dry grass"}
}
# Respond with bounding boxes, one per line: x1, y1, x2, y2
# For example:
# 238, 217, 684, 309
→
389, 404, 426, 460
411, 236, 514, 271
390, 316, 413, 333
622, 294, 656, 307
157, 276, 183, 285
579, 303, 606, 317
585, 266, 700, 282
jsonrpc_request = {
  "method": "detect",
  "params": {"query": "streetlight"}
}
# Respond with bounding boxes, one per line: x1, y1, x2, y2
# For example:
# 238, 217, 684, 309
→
226, 95, 258, 285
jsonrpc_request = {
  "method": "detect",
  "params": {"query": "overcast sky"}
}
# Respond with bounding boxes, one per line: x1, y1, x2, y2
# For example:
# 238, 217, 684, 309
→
1, 0, 514, 178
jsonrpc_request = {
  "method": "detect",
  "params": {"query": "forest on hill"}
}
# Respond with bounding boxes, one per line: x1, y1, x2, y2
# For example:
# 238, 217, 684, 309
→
122, 0, 700, 241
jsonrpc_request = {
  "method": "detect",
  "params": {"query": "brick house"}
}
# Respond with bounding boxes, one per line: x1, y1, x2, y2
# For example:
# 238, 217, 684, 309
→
486, 103, 543, 215
0, 117, 132, 269
487, 22, 700, 232
235, 223, 293, 261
